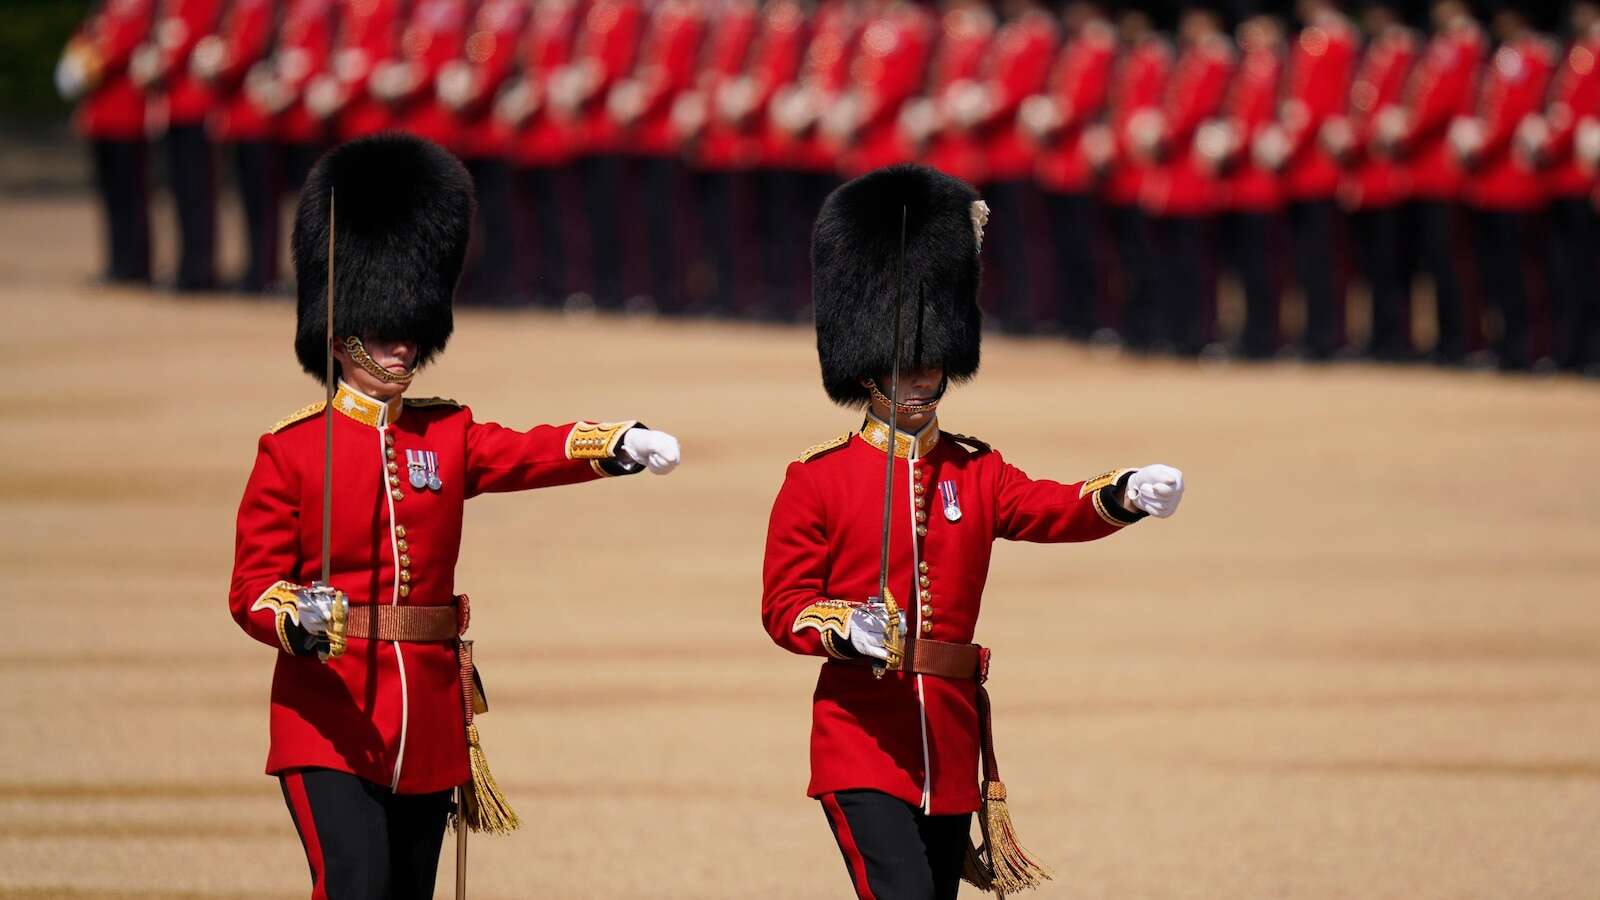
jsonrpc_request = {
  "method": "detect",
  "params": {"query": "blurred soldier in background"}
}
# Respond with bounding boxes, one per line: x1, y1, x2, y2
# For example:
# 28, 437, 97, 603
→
1257, 0, 1355, 359
1203, 12, 1285, 359
1521, 0, 1600, 374
1024, 1, 1115, 340
548, 0, 644, 310
305, 0, 403, 142
135, 0, 224, 291
1137, 3, 1233, 355
497, 0, 586, 307
820, 0, 934, 179
1093, 9, 1170, 349
260, 0, 338, 191
438, 0, 533, 305
194, 0, 280, 292
1378, 0, 1483, 364
1329, 0, 1416, 360
1451, 4, 1553, 371
58, 0, 156, 286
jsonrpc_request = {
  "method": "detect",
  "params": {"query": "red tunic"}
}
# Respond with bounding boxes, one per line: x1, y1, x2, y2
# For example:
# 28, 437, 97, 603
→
915, 3, 997, 181
597, 0, 707, 157
1543, 34, 1600, 199
273, 0, 338, 146
1103, 36, 1171, 207
147, 0, 225, 127
965, 9, 1057, 184
1214, 36, 1283, 213
763, 0, 861, 172
230, 383, 640, 794
562, 0, 646, 156
441, 0, 531, 160
687, 0, 766, 170
1463, 36, 1555, 212
832, 1, 935, 177
1278, 13, 1356, 202
329, 0, 405, 140
205, 0, 278, 143
67, 0, 157, 141
504, 0, 586, 168
762, 419, 1140, 815
1399, 24, 1485, 201
1339, 25, 1416, 210
1140, 33, 1234, 216
385, 0, 472, 152
1031, 19, 1115, 195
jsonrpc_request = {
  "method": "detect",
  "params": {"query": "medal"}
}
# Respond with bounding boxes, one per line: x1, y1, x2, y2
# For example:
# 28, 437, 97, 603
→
406, 450, 429, 490
424, 450, 443, 492
938, 480, 962, 523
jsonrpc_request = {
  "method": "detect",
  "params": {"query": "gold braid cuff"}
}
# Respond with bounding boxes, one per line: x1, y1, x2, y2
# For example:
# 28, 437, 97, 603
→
251, 580, 306, 655
343, 336, 417, 385
565, 420, 637, 460
793, 599, 854, 641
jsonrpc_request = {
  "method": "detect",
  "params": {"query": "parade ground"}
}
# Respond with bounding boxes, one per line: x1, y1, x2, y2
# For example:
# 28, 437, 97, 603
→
2, 196, 1598, 898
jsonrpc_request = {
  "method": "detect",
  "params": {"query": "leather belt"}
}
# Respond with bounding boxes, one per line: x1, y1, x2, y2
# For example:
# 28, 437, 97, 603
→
904, 638, 985, 681
344, 603, 461, 642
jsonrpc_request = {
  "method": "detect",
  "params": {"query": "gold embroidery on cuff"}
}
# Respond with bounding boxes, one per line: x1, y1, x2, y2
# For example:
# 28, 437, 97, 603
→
251, 580, 306, 653
792, 599, 855, 639
566, 421, 638, 460
1079, 468, 1131, 498
820, 630, 852, 659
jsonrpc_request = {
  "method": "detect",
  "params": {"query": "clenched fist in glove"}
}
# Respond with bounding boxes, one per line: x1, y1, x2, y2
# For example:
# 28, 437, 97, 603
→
294, 583, 348, 661
1121, 465, 1185, 519
847, 602, 906, 661
620, 428, 682, 475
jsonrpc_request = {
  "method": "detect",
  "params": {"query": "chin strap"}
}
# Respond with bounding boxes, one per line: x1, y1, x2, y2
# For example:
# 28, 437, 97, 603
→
343, 336, 417, 385
863, 375, 948, 416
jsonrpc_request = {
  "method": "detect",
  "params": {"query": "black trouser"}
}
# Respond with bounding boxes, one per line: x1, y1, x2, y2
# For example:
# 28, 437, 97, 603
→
697, 168, 741, 315
637, 154, 681, 310
1287, 198, 1342, 358
981, 179, 1033, 333
577, 153, 624, 308
1546, 196, 1600, 371
161, 123, 217, 291
753, 166, 798, 320
462, 157, 519, 305
1222, 210, 1281, 358
1147, 213, 1212, 355
280, 768, 453, 900
1472, 208, 1532, 370
232, 140, 281, 291
1110, 202, 1155, 348
1043, 190, 1098, 339
1349, 205, 1410, 359
90, 138, 152, 282
513, 164, 568, 305
821, 790, 973, 900
1413, 199, 1467, 362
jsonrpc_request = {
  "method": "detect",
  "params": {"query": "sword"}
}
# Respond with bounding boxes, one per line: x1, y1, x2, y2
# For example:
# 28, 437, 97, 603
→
319, 189, 335, 590
871, 205, 909, 679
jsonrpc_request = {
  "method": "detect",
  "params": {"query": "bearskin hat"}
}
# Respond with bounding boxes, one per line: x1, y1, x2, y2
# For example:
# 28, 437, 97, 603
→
811, 164, 985, 407
292, 133, 475, 382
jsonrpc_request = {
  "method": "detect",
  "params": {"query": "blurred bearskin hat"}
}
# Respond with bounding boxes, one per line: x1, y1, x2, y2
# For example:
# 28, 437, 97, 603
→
293, 133, 475, 382
811, 164, 985, 407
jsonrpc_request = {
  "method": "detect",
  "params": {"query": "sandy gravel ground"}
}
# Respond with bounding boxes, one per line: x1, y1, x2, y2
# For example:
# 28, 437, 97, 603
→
1, 196, 1597, 899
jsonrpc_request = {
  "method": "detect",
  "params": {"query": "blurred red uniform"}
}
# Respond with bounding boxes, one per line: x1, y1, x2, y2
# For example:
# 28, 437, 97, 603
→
60, 0, 156, 283
320, 0, 405, 140
501, 0, 587, 170
439, 0, 530, 161
766, 0, 862, 172
148, 0, 226, 290
1397, 20, 1485, 202
558, 0, 645, 155
962, 4, 1056, 184
381, 0, 472, 151
1103, 34, 1171, 209
912, 2, 997, 181
1536, 26, 1600, 370
677, 0, 761, 167
827, 0, 935, 176
1140, 31, 1233, 217
271, 0, 339, 179
1030, 16, 1114, 196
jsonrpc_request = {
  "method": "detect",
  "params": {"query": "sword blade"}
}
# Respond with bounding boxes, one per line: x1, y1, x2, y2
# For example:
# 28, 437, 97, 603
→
873, 205, 908, 676
321, 189, 335, 587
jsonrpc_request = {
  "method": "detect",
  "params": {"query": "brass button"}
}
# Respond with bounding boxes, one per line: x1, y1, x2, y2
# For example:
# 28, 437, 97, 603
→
400, 569, 411, 583
391, 489, 404, 501
919, 575, 930, 587
387, 462, 398, 473
399, 584, 410, 598
919, 589, 931, 602
920, 604, 933, 616
915, 510, 927, 523
397, 539, 409, 552
920, 620, 932, 634
918, 561, 929, 574
384, 433, 394, 445
916, 526, 927, 537
386, 448, 397, 460
914, 482, 925, 494
388, 475, 400, 487
915, 496, 926, 508
399, 554, 410, 567
395, 526, 407, 538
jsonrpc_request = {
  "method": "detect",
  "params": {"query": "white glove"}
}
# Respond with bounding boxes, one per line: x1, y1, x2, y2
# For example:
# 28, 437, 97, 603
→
847, 602, 904, 661
295, 584, 346, 635
620, 428, 680, 475
55, 51, 90, 100
1123, 464, 1184, 519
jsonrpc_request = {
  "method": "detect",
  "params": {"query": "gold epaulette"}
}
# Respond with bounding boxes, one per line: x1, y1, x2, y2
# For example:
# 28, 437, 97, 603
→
947, 433, 991, 455
405, 396, 461, 409
271, 401, 326, 434
797, 432, 852, 463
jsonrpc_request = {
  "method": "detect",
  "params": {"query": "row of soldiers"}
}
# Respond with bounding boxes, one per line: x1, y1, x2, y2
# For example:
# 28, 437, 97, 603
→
60, 0, 1600, 372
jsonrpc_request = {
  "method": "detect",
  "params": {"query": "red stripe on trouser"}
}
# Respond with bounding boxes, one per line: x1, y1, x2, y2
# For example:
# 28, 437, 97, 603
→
822, 793, 877, 900
284, 772, 329, 900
